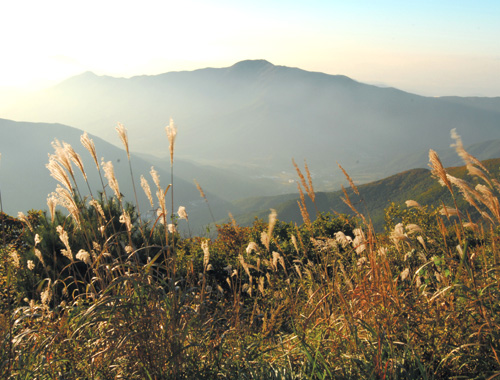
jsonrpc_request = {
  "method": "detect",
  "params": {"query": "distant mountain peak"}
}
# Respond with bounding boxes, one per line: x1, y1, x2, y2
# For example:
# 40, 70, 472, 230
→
228, 59, 275, 74
231, 59, 274, 67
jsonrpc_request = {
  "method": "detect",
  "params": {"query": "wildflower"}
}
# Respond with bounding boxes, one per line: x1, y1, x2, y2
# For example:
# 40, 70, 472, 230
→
27, 260, 35, 270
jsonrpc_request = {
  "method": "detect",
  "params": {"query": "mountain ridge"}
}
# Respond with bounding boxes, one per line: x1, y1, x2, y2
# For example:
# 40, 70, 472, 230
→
1, 60, 499, 193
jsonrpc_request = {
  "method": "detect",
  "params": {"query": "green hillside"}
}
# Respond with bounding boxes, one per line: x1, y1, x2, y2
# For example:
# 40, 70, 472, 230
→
231, 158, 500, 231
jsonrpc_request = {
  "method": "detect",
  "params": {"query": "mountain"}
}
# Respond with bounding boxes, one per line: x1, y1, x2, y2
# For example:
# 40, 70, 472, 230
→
2, 60, 499, 190
229, 157, 500, 232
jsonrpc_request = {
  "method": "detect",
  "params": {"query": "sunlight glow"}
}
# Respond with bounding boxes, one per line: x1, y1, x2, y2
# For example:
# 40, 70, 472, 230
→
1, 0, 499, 96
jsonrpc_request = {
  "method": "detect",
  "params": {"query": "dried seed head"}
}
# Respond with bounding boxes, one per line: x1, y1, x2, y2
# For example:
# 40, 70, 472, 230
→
439, 206, 461, 217
17, 212, 33, 232
260, 231, 270, 250
177, 206, 188, 220
27, 260, 35, 270
56, 225, 72, 259
140, 175, 154, 208
47, 155, 73, 192
119, 212, 132, 233
246, 242, 258, 254
451, 129, 488, 173
115, 122, 130, 159
89, 200, 106, 220
51, 139, 74, 178
34, 248, 46, 267
101, 160, 121, 200
41, 284, 52, 307
76, 249, 92, 265
338, 162, 360, 196
64, 142, 86, 180
291, 235, 299, 253
267, 209, 277, 240
53, 185, 81, 228
429, 149, 453, 194
406, 224, 422, 234
81, 132, 99, 169
47, 195, 57, 222
165, 118, 177, 165
201, 239, 210, 270
9, 249, 20, 268
194, 179, 206, 199
400, 268, 410, 281
405, 200, 422, 209
150, 166, 161, 191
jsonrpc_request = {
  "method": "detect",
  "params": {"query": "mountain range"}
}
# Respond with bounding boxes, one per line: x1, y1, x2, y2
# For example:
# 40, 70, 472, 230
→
2, 60, 499, 190
1, 60, 499, 231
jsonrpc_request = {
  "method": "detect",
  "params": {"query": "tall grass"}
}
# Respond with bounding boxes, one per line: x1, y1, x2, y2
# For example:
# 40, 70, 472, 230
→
0, 125, 499, 379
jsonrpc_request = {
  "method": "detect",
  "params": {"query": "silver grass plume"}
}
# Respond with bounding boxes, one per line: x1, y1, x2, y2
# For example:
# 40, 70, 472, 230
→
140, 175, 154, 208
165, 118, 177, 166
429, 149, 453, 194
64, 142, 86, 180
101, 159, 121, 200
80, 132, 99, 170
115, 122, 130, 159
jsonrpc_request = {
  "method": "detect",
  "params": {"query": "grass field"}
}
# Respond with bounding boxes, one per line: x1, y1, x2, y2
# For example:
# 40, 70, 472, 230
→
1, 124, 499, 379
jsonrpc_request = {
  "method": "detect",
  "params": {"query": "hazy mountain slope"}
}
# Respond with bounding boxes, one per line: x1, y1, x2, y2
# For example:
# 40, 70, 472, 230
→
0, 119, 234, 229
440, 96, 500, 114
3, 60, 499, 190
134, 152, 296, 201
386, 138, 500, 174
230, 158, 500, 231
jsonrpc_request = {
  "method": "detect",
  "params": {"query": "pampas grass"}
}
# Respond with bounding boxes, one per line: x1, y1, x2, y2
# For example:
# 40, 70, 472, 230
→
3, 125, 500, 379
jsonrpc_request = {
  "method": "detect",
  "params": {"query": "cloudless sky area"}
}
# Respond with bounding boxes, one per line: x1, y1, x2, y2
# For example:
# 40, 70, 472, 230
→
1, 0, 499, 96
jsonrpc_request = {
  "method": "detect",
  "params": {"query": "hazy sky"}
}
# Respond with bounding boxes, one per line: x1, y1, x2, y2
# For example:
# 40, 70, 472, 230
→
1, 0, 499, 96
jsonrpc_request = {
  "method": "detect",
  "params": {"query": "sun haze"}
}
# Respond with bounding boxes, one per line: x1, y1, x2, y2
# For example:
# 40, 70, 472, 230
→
1, 0, 499, 96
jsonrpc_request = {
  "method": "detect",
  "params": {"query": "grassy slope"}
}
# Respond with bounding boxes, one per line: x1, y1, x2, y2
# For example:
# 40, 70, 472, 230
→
231, 158, 500, 231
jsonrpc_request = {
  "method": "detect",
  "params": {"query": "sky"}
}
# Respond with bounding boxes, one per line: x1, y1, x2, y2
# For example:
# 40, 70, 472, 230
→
1, 0, 499, 97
